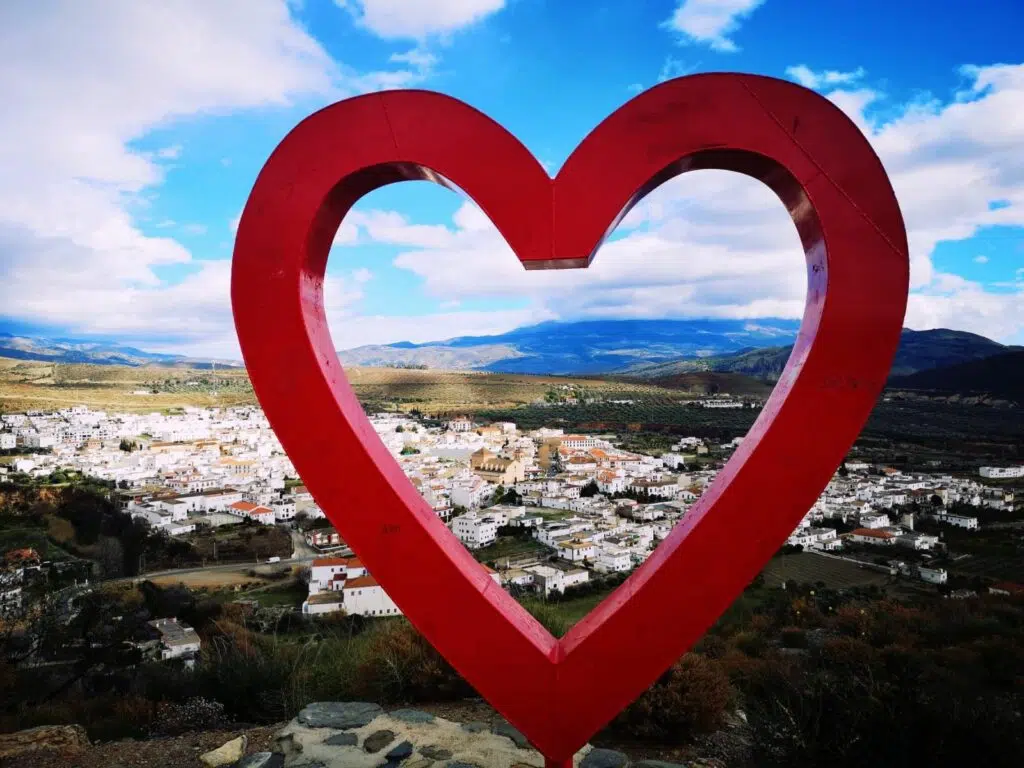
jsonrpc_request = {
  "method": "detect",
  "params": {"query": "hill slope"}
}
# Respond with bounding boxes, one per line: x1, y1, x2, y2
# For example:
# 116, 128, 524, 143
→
0, 333, 240, 369
627, 329, 1016, 381
888, 350, 1024, 403
338, 318, 801, 375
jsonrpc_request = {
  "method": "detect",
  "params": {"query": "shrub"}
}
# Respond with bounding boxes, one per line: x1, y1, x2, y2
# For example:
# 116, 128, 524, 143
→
353, 620, 473, 703
150, 697, 230, 736
612, 654, 732, 743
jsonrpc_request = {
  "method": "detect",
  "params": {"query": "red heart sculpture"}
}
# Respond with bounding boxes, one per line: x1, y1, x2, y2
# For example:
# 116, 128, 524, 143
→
232, 73, 908, 766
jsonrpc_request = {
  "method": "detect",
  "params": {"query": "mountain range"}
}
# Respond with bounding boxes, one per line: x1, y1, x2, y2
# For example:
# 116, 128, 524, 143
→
337, 319, 803, 375
0, 323, 1018, 404
0, 333, 240, 369
626, 328, 1019, 381
337, 321, 1018, 383
887, 350, 1024, 404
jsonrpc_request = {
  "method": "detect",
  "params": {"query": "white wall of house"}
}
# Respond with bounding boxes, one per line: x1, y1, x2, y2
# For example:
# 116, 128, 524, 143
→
343, 584, 401, 617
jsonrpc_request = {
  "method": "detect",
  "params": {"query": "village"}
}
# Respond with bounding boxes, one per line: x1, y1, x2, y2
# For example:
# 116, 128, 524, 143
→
1, 404, 1020, 655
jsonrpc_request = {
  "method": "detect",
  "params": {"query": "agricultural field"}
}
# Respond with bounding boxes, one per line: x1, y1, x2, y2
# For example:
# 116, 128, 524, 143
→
0, 359, 255, 413
344, 366, 693, 414
0, 360, 700, 416
761, 552, 892, 590
473, 535, 550, 566
946, 554, 1024, 583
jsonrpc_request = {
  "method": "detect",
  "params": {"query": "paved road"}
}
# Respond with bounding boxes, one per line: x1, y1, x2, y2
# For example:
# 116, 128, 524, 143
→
290, 529, 320, 559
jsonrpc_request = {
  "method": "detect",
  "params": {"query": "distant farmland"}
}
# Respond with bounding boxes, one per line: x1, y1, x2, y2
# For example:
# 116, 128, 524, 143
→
0, 360, 702, 415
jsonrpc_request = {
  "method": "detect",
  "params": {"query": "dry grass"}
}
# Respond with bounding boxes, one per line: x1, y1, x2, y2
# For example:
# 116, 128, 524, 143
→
0, 359, 255, 413
0, 360, 685, 415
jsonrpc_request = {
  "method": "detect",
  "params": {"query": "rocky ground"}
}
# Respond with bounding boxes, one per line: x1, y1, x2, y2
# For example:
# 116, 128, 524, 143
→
0, 701, 747, 768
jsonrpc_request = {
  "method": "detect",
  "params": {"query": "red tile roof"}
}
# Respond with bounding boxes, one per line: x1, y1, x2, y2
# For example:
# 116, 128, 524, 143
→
344, 575, 378, 589
851, 528, 895, 539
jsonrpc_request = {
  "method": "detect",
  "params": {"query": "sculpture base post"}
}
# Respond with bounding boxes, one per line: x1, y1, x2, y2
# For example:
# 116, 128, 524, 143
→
546, 757, 572, 768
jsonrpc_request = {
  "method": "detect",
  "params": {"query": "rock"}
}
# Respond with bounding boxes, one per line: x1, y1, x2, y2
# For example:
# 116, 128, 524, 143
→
273, 732, 302, 758
298, 701, 384, 729
2, 724, 91, 756
404, 760, 434, 768
386, 740, 414, 761
447, 763, 483, 768
459, 722, 488, 734
0, 724, 90, 759
235, 753, 285, 768
390, 708, 436, 724
581, 748, 629, 768
634, 761, 687, 768
290, 762, 327, 768
200, 734, 247, 767
322, 732, 358, 747
420, 745, 453, 760
492, 721, 530, 749
363, 729, 396, 753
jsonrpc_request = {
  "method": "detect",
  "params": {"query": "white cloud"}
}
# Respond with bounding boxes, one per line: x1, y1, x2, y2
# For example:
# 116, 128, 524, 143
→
974, 255, 989, 264
786, 65, 866, 90
0, 1, 443, 357
905, 272, 1023, 340
156, 144, 183, 159
663, 0, 766, 53
335, 0, 505, 39
343, 63, 1024, 344
182, 223, 207, 236
658, 56, 697, 83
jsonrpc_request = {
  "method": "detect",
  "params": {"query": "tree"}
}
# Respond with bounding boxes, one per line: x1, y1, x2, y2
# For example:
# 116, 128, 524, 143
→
395, 425, 404, 433
97, 536, 125, 578
580, 480, 600, 497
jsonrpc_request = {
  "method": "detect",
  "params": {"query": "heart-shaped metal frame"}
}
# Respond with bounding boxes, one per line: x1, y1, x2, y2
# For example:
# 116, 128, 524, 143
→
232, 73, 908, 765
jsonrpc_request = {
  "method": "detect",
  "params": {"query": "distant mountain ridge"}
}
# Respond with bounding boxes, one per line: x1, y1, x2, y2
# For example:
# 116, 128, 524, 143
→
0, 333, 241, 369
338, 318, 803, 375
2, 324, 1013, 382
626, 329, 1018, 381
888, 350, 1024, 404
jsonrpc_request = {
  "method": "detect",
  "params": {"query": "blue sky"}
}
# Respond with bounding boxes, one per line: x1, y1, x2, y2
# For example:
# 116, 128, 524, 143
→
1, 0, 1022, 359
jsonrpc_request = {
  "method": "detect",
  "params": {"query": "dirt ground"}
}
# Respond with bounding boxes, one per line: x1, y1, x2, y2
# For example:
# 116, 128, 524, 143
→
1, 724, 282, 768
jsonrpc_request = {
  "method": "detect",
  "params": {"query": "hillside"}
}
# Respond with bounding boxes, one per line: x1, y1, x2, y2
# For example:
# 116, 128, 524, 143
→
0, 332, 240, 369
888, 350, 1024, 404
338, 318, 801, 375
0, 360, 699, 415
637, 371, 774, 397
627, 328, 1016, 381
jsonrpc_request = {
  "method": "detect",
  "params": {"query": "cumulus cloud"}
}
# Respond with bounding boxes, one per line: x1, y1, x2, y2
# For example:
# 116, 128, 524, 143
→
335, 0, 505, 39
344, 64, 1024, 344
663, 0, 766, 53
0, 1, 439, 357
786, 65, 866, 90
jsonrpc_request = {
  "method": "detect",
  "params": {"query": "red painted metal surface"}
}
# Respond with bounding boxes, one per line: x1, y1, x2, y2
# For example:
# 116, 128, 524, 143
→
232, 73, 909, 765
